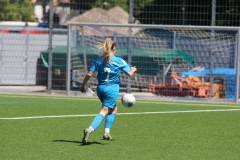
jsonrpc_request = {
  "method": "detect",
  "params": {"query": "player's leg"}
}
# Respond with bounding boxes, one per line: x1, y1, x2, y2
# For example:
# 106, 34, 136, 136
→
89, 106, 110, 131
82, 106, 110, 144
103, 105, 117, 140
82, 84, 114, 144
82, 84, 105, 144
102, 84, 119, 140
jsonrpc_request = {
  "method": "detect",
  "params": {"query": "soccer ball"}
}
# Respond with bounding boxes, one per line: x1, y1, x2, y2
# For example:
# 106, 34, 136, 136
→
121, 93, 136, 107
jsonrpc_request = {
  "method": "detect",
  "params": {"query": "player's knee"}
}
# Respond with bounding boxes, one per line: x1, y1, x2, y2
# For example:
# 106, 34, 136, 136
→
113, 106, 118, 114
100, 106, 109, 116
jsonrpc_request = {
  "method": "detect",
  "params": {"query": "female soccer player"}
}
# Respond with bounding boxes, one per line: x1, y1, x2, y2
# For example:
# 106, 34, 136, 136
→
80, 38, 137, 144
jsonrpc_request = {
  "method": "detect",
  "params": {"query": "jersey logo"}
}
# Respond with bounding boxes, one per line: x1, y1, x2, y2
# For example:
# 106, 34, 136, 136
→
104, 67, 111, 73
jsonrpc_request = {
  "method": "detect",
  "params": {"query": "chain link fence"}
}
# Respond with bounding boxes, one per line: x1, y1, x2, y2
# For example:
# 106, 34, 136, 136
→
29, 0, 240, 27
0, 0, 240, 102
1, 1, 237, 27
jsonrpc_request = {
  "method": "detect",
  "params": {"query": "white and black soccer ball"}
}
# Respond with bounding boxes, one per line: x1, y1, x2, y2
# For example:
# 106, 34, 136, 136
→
121, 93, 136, 108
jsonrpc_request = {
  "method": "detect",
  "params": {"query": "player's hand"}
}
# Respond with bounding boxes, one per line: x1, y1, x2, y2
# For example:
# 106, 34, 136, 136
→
131, 66, 137, 73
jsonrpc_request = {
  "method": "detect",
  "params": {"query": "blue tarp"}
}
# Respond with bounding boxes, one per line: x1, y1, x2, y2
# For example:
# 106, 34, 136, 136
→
181, 68, 236, 100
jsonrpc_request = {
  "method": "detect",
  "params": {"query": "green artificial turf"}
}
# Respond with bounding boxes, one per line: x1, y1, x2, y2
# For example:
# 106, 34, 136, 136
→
1, 94, 240, 160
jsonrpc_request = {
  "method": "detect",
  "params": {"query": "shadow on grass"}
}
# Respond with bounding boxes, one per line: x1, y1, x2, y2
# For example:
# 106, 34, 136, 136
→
52, 140, 103, 146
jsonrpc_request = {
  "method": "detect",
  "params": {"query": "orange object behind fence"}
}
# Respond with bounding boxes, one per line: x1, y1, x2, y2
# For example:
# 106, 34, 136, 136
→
148, 72, 225, 98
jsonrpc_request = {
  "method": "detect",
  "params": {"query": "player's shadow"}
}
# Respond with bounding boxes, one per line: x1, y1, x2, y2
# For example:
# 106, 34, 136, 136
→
52, 140, 103, 146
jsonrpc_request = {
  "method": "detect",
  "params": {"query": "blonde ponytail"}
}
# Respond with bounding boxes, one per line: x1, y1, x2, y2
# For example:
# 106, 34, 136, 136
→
98, 38, 116, 63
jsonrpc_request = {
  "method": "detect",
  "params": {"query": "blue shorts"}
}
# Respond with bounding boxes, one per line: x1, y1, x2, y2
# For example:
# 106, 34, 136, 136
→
97, 84, 119, 109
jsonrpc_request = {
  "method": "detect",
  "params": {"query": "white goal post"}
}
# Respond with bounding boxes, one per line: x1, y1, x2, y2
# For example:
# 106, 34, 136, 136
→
67, 22, 240, 103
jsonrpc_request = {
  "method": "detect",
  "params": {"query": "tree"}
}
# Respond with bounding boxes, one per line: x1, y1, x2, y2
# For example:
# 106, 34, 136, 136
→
0, 0, 36, 22
137, 0, 211, 25
216, 0, 240, 26
92, 0, 128, 11
66, 0, 96, 11
136, 0, 240, 26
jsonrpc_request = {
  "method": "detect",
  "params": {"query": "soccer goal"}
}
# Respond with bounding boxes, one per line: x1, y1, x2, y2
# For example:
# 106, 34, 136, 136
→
67, 22, 240, 103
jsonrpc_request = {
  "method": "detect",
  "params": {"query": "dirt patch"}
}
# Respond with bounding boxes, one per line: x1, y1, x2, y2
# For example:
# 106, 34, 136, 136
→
65, 6, 141, 36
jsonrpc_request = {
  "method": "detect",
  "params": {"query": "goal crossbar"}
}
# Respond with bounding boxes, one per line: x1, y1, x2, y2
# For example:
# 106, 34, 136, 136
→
68, 22, 240, 31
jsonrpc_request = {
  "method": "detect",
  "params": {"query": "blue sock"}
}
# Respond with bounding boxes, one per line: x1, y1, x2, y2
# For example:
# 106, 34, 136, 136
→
90, 114, 105, 130
104, 113, 116, 129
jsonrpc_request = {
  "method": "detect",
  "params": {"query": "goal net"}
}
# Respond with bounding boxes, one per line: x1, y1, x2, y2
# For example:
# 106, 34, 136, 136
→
67, 23, 240, 102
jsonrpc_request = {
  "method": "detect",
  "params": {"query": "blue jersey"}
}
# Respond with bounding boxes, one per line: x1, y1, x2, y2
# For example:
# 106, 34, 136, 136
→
89, 55, 130, 84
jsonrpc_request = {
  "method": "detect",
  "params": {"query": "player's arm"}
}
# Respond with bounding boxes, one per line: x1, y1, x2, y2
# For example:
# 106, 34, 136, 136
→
120, 58, 137, 77
126, 66, 137, 77
80, 71, 93, 92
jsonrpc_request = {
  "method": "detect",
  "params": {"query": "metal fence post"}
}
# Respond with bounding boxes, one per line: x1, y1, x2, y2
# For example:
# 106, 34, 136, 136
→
66, 24, 72, 96
182, 0, 186, 25
25, 26, 29, 85
209, 0, 216, 98
0, 26, 3, 84
235, 33, 238, 68
209, 42, 214, 98
127, 0, 133, 93
211, 0, 216, 26
81, 27, 88, 74
48, 0, 54, 94
235, 29, 240, 104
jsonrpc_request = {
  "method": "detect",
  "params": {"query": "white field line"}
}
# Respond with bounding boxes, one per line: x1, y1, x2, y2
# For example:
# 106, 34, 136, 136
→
1, 109, 240, 120
0, 94, 240, 108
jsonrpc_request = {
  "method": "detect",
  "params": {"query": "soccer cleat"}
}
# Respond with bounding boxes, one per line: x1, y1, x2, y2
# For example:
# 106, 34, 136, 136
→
82, 128, 91, 144
103, 133, 112, 140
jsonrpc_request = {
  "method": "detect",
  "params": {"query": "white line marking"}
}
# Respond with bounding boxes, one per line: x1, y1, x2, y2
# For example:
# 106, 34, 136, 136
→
137, 101, 239, 108
0, 114, 97, 120
1, 109, 240, 120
